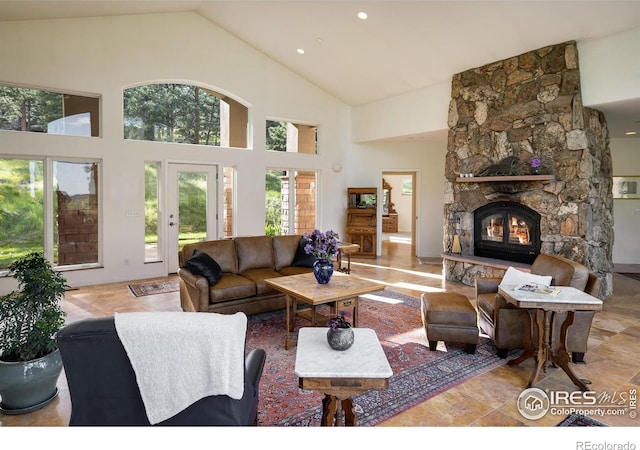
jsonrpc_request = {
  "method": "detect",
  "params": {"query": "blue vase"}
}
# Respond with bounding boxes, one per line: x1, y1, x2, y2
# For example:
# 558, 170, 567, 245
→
313, 258, 334, 284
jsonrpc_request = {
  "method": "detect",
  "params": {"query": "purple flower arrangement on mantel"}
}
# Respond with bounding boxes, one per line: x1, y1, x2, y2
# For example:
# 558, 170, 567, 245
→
530, 157, 542, 175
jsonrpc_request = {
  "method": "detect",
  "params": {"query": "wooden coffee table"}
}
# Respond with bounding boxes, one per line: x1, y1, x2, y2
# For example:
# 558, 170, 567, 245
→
294, 327, 392, 426
265, 272, 384, 349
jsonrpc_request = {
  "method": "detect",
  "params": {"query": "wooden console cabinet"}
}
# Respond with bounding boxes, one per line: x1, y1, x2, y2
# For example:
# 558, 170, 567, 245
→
381, 178, 398, 233
346, 188, 377, 258
382, 214, 398, 233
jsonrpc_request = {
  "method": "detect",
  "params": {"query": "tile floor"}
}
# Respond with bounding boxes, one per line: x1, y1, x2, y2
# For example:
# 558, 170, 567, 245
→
1, 241, 638, 436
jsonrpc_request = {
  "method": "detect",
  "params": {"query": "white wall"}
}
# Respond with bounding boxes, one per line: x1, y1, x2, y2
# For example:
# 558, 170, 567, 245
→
578, 27, 640, 106
351, 82, 451, 143
611, 138, 640, 264
346, 139, 447, 258
0, 12, 350, 290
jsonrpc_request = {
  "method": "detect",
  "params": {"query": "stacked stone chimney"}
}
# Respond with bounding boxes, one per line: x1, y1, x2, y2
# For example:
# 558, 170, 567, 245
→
443, 41, 613, 297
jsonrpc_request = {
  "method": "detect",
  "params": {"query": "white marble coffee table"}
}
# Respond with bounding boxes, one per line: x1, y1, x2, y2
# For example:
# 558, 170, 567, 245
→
294, 327, 392, 426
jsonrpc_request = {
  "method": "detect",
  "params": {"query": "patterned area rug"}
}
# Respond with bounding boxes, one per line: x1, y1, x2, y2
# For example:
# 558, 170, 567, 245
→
128, 280, 179, 297
557, 413, 607, 427
246, 288, 508, 426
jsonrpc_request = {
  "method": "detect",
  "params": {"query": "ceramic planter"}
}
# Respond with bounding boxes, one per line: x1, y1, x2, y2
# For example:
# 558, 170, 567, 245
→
0, 349, 63, 414
326, 326, 354, 351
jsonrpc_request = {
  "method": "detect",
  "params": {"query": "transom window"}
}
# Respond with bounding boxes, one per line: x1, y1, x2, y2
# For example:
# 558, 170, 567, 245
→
266, 120, 317, 154
123, 83, 248, 148
0, 84, 100, 137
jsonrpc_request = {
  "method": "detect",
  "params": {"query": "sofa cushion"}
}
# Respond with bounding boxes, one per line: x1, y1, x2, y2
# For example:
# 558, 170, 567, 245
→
273, 235, 302, 270
182, 239, 238, 274
291, 238, 317, 268
186, 249, 222, 285
239, 268, 282, 296
208, 274, 257, 304
235, 236, 275, 273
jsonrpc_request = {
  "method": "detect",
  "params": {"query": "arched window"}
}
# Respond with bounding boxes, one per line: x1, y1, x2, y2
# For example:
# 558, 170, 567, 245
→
123, 83, 248, 148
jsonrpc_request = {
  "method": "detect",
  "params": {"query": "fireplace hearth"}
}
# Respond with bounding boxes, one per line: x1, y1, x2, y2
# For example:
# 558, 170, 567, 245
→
473, 202, 541, 264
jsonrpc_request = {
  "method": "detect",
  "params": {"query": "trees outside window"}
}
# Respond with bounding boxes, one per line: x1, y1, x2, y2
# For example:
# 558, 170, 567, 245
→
0, 85, 100, 137
266, 120, 317, 154
124, 83, 248, 148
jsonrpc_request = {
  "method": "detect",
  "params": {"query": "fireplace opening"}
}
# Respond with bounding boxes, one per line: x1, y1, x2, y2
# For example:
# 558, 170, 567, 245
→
473, 202, 541, 264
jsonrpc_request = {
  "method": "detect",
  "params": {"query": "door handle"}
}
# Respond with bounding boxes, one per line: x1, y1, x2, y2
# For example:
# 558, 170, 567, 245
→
169, 222, 177, 226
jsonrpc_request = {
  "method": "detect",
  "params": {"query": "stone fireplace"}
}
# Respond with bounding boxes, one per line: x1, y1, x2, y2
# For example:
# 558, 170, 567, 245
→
442, 41, 613, 298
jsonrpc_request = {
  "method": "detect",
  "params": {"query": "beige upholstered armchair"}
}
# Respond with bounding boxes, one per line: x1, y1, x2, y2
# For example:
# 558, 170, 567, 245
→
476, 253, 603, 363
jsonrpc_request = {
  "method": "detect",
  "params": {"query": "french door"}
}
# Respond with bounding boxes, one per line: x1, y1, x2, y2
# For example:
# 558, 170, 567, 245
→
166, 163, 218, 273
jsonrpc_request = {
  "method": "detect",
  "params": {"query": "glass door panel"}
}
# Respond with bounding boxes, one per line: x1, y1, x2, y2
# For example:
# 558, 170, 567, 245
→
167, 163, 217, 273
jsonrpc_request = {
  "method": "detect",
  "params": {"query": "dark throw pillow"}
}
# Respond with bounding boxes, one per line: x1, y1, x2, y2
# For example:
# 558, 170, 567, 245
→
291, 238, 317, 268
186, 249, 222, 285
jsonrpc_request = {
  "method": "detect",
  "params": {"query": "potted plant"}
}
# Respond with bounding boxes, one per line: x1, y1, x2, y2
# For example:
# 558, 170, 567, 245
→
303, 229, 339, 284
326, 314, 354, 351
0, 252, 68, 414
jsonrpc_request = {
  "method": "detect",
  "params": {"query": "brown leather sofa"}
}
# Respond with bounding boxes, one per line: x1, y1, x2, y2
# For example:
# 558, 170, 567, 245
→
476, 253, 603, 363
178, 235, 313, 316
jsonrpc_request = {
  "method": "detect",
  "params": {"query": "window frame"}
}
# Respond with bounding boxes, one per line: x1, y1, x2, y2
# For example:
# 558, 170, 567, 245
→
0, 155, 102, 274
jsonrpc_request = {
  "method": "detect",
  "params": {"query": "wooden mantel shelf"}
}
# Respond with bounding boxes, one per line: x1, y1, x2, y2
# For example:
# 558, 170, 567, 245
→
455, 175, 555, 183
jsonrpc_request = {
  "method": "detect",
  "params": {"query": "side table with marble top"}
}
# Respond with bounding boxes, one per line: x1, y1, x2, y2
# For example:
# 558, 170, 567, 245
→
294, 327, 392, 426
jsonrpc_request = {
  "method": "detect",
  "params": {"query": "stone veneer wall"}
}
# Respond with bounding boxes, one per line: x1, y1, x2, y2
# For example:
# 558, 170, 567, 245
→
443, 41, 613, 298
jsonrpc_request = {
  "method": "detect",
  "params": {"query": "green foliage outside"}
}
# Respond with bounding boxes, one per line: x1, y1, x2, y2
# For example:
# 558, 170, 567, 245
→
265, 170, 284, 236
144, 163, 159, 240
0, 86, 63, 132
266, 120, 287, 152
0, 159, 45, 268
124, 84, 221, 145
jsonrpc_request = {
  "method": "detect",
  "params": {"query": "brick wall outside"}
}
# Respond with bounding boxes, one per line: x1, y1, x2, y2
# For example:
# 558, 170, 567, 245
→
56, 191, 98, 265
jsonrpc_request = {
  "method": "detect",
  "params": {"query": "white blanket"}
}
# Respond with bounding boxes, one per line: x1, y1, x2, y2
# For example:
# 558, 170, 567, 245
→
114, 311, 247, 425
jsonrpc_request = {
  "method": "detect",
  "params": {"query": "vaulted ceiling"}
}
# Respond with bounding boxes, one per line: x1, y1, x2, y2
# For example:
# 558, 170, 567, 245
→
2, 1, 639, 139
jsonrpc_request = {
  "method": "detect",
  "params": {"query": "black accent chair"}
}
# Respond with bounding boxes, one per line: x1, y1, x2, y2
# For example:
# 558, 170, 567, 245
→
56, 317, 266, 426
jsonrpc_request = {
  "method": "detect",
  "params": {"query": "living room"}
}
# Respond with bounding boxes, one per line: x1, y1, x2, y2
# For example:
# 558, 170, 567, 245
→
0, 0, 639, 444
0, 3, 639, 292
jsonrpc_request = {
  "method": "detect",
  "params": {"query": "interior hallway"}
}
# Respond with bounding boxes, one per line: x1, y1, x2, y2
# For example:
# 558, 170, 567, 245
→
1, 239, 639, 428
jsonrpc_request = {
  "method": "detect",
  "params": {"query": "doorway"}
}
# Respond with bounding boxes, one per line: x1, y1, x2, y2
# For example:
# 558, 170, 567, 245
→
380, 171, 416, 257
166, 163, 219, 273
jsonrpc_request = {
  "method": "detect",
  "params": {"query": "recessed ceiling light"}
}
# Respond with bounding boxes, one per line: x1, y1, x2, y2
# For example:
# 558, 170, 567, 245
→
297, 48, 305, 55
357, 11, 368, 20
625, 131, 637, 135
